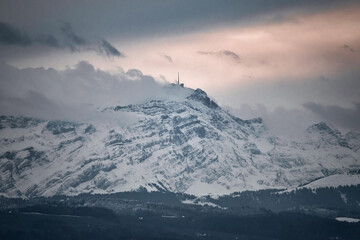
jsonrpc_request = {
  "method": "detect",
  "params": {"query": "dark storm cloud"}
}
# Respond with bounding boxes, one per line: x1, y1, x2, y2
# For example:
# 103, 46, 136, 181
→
1, 0, 357, 42
1, 1, 358, 62
159, 53, 173, 63
59, 22, 123, 57
60, 22, 87, 51
100, 39, 124, 57
343, 44, 356, 53
35, 34, 60, 47
197, 50, 240, 62
0, 21, 31, 46
0, 21, 123, 58
0, 21, 61, 48
303, 102, 360, 130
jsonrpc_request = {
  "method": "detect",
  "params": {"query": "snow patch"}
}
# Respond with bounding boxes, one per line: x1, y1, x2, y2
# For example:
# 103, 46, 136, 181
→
301, 174, 360, 189
181, 198, 225, 209
185, 181, 232, 196
335, 217, 360, 223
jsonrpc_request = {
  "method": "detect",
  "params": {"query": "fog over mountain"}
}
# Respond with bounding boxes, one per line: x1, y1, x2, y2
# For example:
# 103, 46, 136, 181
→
0, 62, 193, 123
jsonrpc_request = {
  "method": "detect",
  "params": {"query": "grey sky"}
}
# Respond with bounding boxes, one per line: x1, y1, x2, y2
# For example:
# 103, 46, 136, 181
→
0, 20, 123, 57
0, 0, 356, 40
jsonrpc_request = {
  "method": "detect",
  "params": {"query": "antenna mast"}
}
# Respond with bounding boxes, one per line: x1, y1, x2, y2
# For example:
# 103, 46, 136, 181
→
177, 72, 179, 85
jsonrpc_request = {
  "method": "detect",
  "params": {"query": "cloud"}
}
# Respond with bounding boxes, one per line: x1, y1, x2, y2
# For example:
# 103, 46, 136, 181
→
59, 22, 123, 57
197, 50, 240, 62
0, 21, 61, 48
221, 50, 241, 62
100, 39, 124, 57
0, 21, 32, 46
0, 62, 192, 123
226, 104, 319, 137
343, 44, 356, 53
0, 90, 61, 119
60, 21, 87, 51
303, 102, 360, 130
0, 21, 123, 58
35, 34, 60, 47
159, 53, 173, 63
1, 0, 356, 43
123, 5, 360, 106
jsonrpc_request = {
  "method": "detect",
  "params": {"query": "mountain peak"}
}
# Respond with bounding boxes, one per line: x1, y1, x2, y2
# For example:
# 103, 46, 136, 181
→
307, 122, 350, 148
187, 88, 219, 109
307, 122, 332, 133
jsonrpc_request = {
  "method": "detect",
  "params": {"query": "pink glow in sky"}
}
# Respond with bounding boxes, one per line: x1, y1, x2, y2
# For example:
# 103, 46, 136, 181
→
114, 5, 360, 94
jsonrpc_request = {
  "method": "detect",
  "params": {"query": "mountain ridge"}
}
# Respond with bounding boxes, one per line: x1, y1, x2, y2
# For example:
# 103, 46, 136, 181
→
0, 87, 359, 198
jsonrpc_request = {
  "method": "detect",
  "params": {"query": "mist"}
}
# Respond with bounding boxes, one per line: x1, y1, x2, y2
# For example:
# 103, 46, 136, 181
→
1, 61, 358, 135
0, 61, 192, 123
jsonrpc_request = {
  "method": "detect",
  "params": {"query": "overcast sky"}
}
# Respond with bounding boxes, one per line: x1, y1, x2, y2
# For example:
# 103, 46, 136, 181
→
1, 0, 360, 133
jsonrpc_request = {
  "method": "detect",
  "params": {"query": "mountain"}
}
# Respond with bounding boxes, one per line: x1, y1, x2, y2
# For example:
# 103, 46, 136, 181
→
0, 86, 359, 198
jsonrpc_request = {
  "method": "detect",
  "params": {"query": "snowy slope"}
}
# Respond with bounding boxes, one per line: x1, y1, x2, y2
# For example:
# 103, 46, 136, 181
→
0, 86, 359, 197
300, 173, 360, 189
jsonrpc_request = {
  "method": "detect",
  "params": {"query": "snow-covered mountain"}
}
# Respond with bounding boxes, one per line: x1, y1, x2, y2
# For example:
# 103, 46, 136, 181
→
1, 86, 359, 198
